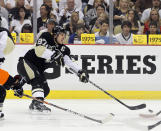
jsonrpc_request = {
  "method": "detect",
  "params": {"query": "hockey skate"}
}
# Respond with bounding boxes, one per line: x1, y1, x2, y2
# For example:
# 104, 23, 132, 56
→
29, 100, 51, 113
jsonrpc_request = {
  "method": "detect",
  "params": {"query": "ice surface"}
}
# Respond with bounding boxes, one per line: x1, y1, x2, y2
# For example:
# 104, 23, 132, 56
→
1, 99, 161, 131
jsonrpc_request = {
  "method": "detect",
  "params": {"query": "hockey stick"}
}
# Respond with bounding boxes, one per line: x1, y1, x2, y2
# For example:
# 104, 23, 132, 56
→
68, 68, 146, 110
88, 80, 146, 110
125, 119, 161, 131
22, 93, 114, 124
139, 110, 161, 118
148, 120, 161, 130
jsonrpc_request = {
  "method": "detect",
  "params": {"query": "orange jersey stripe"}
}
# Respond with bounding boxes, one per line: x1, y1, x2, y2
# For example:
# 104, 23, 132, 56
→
0, 69, 9, 85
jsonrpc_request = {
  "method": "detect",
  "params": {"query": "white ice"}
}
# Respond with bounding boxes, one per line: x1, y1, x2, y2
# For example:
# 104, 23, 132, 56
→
1, 99, 161, 131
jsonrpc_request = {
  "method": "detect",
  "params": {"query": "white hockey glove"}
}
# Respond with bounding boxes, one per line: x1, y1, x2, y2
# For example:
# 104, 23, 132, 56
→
78, 70, 89, 83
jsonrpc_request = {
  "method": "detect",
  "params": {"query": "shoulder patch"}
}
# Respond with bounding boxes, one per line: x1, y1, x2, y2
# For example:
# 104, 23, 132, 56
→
57, 44, 71, 56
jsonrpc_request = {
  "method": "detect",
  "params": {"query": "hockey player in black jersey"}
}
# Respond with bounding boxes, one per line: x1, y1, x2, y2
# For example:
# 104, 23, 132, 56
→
17, 26, 89, 113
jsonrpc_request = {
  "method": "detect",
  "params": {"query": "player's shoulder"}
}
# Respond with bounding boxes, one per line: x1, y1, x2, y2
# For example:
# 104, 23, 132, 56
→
39, 32, 54, 45
57, 44, 71, 55
0, 27, 9, 32
0, 27, 10, 35
40, 31, 52, 39
0, 27, 14, 42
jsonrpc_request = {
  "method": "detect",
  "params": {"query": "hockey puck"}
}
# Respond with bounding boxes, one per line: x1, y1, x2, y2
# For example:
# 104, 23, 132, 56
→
148, 109, 153, 113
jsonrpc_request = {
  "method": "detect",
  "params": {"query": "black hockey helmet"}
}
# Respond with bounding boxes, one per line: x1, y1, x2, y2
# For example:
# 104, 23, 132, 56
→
52, 26, 66, 36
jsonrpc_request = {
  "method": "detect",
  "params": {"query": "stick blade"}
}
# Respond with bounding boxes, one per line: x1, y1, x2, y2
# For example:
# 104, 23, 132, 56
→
129, 103, 146, 110
101, 113, 115, 124
148, 120, 161, 130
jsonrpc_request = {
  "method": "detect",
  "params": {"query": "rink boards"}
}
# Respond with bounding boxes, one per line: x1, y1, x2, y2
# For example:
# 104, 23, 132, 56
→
2, 44, 161, 99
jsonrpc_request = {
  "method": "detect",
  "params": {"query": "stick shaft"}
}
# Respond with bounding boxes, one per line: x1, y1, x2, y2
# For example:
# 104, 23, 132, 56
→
88, 80, 146, 110
23, 94, 106, 123
68, 67, 146, 110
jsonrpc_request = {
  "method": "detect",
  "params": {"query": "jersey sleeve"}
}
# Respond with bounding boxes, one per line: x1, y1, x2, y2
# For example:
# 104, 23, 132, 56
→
63, 55, 81, 73
34, 46, 55, 60
0, 28, 15, 57
0, 31, 8, 58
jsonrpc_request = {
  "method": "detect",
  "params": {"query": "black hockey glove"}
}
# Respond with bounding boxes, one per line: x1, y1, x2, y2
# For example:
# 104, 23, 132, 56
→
78, 70, 89, 83
12, 75, 25, 98
51, 49, 64, 66
0, 57, 5, 65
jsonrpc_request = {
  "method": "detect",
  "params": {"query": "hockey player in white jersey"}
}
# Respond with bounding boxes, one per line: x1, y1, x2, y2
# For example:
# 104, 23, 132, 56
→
17, 26, 89, 113
0, 27, 24, 119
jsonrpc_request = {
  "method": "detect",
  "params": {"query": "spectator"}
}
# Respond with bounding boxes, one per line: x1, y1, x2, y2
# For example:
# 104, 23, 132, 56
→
36, 0, 58, 14
141, 0, 161, 23
59, 0, 82, 12
84, 0, 104, 27
37, 18, 56, 39
50, 13, 57, 22
37, 0, 59, 23
5, 0, 16, 10
64, 11, 80, 36
44, 0, 58, 21
5, 0, 33, 10
59, 0, 84, 26
0, 0, 5, 7
37, 4, 51, 33
146, 21, 160, 44
126, 9, 142, 34
9, 6, 31, 35
87, 0, 115, 10
147, 21, 159, 34
8, 0, 31, 24
88, 5, 107, 29
135, 0, 152, 16
68, 23, 86, 44
113, 0, 129, 26
21, 23, 32, 33
143, 9, 161, 34
90, 12, 108, 33
0, 16, 9, 29
0, 4, 9, 22
115, 20, 133, 44
25, 0, 33, 11
95, 20, 118, 44
90, 17, 101, 33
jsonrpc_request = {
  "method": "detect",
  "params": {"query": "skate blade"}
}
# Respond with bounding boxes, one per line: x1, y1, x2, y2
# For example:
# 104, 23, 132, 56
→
29, 109, 51, 115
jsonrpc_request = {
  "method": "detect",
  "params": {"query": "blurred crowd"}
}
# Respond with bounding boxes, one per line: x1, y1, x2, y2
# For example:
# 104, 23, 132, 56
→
0, 0, 160, 44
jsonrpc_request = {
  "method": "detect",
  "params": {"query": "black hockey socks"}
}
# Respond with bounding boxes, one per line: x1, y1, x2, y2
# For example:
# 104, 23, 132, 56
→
0, 86, 6, 103
42, 81, 50, 98
0, 86, 5, 119
0, 103, 4, 119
